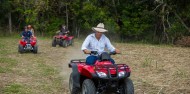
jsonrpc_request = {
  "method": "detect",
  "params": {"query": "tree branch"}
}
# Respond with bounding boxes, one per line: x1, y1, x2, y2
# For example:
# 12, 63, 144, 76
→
174, 12, 189, 32
167, 6, 190, 32
166, 11, 171, 28
152, 3, 163, 12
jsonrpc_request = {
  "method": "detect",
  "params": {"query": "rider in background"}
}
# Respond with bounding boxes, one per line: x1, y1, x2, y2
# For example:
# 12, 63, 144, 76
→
59, 24, 69, 35
81, 23, 120, 65
21, 26, 32, 41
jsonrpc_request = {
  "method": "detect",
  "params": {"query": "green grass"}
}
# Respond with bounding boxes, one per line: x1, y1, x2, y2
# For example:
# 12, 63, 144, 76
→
0, 83, 31, 94
0, 57, 18, 73
0, 37, 66, 93
37, 63, 58, 76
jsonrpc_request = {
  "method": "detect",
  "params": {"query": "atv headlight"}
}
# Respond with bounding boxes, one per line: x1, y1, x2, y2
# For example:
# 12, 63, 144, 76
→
118, 71, 125, 77
96, 72, 107, 78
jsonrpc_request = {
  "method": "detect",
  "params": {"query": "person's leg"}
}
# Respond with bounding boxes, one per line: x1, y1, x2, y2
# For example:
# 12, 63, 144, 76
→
86, 56, 98, 65
110, 58, 115, 64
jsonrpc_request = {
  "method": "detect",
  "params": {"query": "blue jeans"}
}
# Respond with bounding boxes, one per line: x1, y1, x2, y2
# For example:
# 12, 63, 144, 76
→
86, 56, 115, 65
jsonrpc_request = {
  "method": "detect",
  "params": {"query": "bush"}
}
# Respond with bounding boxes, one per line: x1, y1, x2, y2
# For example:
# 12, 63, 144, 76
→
174, 36, 190, 47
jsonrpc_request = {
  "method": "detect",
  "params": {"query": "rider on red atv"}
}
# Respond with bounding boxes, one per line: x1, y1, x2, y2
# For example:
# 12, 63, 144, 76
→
69, 23, 134, 94
81, 23, 120, 65
58, 24, 69, 35
52, 24, 74, 47
21, 26, 33, 41
19, 26, 38, 53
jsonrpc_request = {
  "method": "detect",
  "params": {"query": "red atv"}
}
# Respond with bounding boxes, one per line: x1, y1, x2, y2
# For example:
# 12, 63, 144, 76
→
68, 51, 134, 94
18, 36, 38, 53
52, 33, 74, 47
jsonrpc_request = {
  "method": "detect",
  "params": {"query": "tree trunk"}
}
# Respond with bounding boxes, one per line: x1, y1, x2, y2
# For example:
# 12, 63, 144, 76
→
66, 4, 68, 27
8, 12, 12, 34
161, 4, 169, 43
153, 24, 157, 43
75, 24, 80, 38
112, 0, 118, 16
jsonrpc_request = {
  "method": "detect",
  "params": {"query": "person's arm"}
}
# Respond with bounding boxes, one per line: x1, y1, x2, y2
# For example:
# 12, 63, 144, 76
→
66, 28, 69, 33
81, 35, 91, 54
21, 31, 24, 38
29, 31, 33, 38
83, 49, 91, 54
32, 29, 35, 36
105, 37, 121, 54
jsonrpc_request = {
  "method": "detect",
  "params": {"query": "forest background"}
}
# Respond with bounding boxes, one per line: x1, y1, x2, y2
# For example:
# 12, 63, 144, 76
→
0, 0, 190, 45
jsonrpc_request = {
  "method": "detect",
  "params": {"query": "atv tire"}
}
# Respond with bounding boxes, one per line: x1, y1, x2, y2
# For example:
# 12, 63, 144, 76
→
52, 39, 56, 47
69, 73, 80, 94
62, 40, 67, 47
70, 39, 74, 46
33, 45, 38, 54
18, 44, 24, 54
82, 79, 96, 94
121, 78, 134, 94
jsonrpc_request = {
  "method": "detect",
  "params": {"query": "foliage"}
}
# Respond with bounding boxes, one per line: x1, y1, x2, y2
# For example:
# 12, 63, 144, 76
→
0, 0, 190, 44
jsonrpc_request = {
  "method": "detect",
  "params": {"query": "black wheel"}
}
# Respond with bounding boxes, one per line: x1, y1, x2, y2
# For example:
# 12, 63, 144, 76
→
82, 79, 96, 94
33, 45, 38, 54
70, 39, 74, 46
121, 78, 134, 94
69, 73, 80, 94
62, 40, 67, 47
52, 39, 56, 47
18, 44, 24, 53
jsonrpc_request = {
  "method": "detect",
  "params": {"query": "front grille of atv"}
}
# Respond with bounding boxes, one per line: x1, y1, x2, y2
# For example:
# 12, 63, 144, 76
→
95, 64, 130, 78
111, 74, 117, 77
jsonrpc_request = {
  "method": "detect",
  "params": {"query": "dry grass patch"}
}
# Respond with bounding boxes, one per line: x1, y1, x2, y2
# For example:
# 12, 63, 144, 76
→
0, 37, 69, 94
113, 43, 190, 94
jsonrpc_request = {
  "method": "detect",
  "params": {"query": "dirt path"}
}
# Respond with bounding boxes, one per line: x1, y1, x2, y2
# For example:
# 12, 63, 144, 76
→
59, 41, 85, 86
37, 38, 86, 89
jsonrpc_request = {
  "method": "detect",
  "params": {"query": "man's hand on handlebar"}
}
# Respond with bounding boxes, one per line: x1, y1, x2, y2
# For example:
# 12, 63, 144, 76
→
83, 49, 98, 55
91, 51, 98, 55
115, 49, 121, 54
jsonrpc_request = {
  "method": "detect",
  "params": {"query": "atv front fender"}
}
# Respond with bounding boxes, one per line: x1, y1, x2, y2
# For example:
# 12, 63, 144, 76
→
70, 63, 80, 88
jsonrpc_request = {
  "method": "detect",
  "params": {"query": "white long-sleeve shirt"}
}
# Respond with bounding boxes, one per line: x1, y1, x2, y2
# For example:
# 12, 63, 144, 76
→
81, 33, 115, 54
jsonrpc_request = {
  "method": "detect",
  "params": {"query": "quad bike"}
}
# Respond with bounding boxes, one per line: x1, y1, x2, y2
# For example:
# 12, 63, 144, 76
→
52, 32, 74, 47
18, 36, 38, 54
68, 51, 134, 94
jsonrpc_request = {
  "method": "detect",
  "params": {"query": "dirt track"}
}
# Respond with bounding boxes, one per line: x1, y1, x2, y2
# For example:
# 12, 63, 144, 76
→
37, 38, 86, 90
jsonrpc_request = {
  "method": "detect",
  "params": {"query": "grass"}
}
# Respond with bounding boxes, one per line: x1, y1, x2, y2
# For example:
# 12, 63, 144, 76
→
1, 83, 31, 94
113, 42, 190, 94
37, 62, 58, 76
0, 57, 18, 73
0, 36, 190, 94
0, 37, 67, 94
141, 57, 153, 68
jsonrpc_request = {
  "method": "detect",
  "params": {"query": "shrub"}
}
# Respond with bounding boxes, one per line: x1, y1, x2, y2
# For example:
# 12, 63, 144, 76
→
174, 36, 190, 47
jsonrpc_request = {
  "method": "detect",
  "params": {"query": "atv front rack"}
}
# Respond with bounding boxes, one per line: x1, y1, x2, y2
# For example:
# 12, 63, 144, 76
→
95, 64, 130, 79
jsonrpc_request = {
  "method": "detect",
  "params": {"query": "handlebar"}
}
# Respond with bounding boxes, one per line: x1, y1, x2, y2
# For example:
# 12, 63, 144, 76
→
90, 51, 98, 55
90, 51, 117, 55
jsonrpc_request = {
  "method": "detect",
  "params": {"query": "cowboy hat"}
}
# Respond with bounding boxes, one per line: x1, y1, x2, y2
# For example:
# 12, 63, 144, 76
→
92, 23, 108, 32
